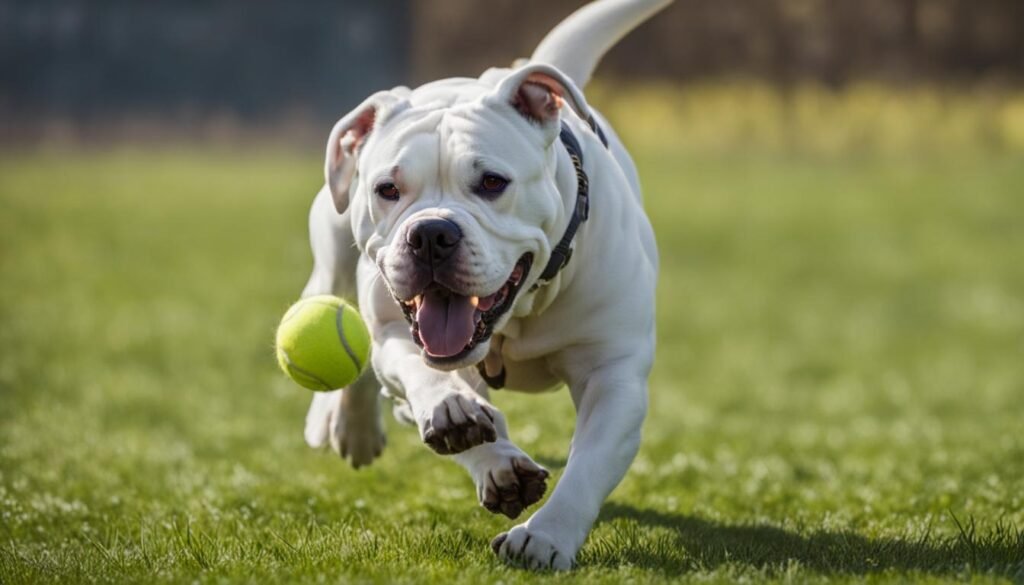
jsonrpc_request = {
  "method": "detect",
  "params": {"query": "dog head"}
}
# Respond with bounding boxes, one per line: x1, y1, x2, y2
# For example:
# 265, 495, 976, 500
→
325, 64, 592, 370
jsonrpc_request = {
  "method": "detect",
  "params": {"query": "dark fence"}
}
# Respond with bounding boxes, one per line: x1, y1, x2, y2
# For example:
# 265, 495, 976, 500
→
0, 0, 410, 121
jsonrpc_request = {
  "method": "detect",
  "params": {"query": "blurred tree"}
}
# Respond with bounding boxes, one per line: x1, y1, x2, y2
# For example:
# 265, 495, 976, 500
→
412, 0, 1024, 85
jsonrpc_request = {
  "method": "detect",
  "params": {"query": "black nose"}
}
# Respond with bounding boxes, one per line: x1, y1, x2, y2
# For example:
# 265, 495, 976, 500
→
406, 218, 462, 266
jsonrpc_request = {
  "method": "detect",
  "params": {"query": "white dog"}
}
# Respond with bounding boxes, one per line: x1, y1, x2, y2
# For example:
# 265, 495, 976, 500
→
300, 0, 670, 570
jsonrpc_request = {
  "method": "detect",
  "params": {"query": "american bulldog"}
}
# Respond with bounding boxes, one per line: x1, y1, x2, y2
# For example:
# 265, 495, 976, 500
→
299, 0, 671, 570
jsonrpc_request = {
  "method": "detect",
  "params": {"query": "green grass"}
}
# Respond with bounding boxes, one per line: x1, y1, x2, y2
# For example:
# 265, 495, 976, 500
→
2, 95, 1024, 583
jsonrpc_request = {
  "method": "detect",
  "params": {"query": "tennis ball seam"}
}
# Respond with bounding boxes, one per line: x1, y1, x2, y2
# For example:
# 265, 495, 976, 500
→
278, 347, 334, 391
335, 305, 363, 373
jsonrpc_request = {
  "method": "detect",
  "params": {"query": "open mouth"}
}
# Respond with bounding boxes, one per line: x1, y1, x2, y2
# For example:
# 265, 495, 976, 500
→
396, 253, 533, 363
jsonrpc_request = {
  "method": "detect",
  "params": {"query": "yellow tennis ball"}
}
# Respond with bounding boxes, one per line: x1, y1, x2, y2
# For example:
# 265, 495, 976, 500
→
275, 295, 370, 391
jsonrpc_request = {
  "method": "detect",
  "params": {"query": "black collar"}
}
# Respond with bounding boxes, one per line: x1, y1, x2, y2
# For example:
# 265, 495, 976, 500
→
534, 117, 608, 286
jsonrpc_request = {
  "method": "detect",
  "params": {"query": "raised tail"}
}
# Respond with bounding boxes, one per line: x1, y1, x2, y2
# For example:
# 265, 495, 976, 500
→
530, 0, 674, 88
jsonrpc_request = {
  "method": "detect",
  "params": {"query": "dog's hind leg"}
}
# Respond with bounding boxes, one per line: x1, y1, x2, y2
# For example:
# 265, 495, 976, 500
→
303, 369, 385, 468
300, 186, 386, 469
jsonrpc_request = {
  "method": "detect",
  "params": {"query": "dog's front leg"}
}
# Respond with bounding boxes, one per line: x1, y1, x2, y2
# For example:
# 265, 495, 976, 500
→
491, 361, 648, 570
373, 321, 550, 516
371, 320, 501, 455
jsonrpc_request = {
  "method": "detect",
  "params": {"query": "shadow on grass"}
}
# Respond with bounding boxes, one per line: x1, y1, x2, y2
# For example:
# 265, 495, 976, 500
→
589, 503, 1024, 578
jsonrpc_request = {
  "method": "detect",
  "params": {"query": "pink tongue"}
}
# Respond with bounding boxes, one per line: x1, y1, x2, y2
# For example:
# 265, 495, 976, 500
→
417, 291, 477, 358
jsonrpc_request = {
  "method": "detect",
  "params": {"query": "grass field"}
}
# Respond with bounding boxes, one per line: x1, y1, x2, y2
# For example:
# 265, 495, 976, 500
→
2, 87, 1024, 583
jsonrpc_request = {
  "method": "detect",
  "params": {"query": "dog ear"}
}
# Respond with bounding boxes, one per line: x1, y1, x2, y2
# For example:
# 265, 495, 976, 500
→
325, 90, 408, 213
492, 63, 592, 133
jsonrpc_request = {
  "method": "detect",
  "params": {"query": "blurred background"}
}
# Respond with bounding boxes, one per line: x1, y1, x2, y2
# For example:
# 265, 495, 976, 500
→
3, 0, 1023, 148
2, 1, 1023, 582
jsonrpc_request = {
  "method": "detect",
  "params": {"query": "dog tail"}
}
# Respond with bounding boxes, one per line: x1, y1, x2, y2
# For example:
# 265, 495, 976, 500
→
529, 0, 674, 88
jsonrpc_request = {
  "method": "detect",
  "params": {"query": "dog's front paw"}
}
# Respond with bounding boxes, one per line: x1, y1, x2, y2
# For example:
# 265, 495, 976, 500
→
419, 393, 498, 455
472, 445, 548, 519
491, 524, 575, 571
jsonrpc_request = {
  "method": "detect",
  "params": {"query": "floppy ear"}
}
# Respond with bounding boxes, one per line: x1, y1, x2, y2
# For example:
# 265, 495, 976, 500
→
325, 90, 407, 213
491, 63, 592, 135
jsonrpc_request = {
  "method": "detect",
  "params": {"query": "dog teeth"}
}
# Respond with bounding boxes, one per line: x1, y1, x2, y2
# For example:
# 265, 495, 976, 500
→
470, 296, 479, 307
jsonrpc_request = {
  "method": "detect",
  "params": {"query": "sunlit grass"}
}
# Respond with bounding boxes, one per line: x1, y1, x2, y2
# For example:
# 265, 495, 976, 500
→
1, 86, 1023, 583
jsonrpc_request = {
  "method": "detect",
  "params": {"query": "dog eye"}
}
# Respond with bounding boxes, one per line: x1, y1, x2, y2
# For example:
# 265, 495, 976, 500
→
375, 182, 400, 201
475, 173, 509, 196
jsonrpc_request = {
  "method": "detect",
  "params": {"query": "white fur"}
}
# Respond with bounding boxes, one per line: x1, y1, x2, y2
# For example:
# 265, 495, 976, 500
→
532, 0, 675, 87
300, 0, 670, 570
